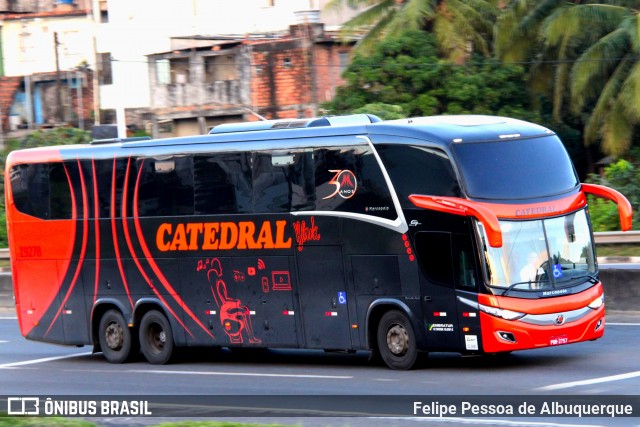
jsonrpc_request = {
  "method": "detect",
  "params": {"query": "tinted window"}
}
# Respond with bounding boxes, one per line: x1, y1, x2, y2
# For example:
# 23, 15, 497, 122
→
93, 158, 128, 219
376, 145, 461, 207
453, 233, 477, 290
136, 156, 194, 217
452, 136, 578, 200
50, 163, 73, 219
315, 145, 397, 220
253, 150, 314, 213
415, 231, 454, 287
10, 164, 51, 219
194, 153, 252, 215
10, 163, 73, 220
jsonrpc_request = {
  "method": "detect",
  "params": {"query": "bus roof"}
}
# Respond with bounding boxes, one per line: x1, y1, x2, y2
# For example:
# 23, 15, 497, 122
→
8, 115, 557, 163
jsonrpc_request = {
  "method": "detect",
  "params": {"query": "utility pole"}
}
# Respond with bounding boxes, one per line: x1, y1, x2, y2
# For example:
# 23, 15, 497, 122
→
54, 32, 64, 123
76, 69, 84, 130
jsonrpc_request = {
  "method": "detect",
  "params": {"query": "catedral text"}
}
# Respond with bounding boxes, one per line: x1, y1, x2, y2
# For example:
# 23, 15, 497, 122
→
156, 220, 292, 252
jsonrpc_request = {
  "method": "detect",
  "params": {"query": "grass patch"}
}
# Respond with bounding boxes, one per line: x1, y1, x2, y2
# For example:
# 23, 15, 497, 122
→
0, 415, 93, 427
596, 244, 640, 257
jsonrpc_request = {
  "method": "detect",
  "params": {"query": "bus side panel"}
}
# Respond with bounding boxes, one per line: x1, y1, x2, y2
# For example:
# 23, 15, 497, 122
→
13, 259, 65, 343
296, 245, 352, 350
9, 215, 76, 340
231, 256, 298, 347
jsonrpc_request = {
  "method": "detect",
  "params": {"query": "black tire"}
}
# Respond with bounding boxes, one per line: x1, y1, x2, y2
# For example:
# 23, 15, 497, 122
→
98, 309, 134, 363
376, 310, 418, 370
139, 310, 174, 365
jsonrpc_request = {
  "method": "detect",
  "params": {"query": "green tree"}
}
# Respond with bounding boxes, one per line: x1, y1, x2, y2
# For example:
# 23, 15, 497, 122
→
496, 1, 640, 157
351, 103, 407, 119
325, 0, 498, 62
587, 149, 640, 231
325, 30, 535, 120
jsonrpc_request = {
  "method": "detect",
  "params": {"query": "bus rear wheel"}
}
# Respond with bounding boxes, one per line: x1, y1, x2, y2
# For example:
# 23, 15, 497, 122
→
99, 309, 134, 363
139, 310, 174, 365
377, 310, 418, 370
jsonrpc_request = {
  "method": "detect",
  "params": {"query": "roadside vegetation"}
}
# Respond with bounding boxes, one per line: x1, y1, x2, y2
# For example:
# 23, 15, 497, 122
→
324, 0, 640, 233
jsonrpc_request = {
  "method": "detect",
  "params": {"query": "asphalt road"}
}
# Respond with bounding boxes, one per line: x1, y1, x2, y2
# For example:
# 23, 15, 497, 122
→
1, 313, 639, 426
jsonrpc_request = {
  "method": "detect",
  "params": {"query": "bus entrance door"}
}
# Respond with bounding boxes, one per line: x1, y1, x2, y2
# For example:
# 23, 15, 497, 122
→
416, 230, 482, 352
296, 246, 352, 350
415, 231, 462, 351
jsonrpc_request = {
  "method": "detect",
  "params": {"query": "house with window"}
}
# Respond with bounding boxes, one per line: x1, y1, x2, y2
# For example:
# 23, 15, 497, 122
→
147, 22, 353, 137
0, 0, 359, 138
0, 0, 94, 130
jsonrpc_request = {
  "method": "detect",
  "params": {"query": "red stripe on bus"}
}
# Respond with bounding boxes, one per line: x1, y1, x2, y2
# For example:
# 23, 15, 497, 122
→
46, 160, 89, 337
92, 159, 101, 305
111, 158, 134, 309
132, 160, 214, 339
115, 159, 194, 337
119, 158, 136, 309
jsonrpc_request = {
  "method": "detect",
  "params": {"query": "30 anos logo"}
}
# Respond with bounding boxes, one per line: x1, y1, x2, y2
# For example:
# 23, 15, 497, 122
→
323, 170, 358, 200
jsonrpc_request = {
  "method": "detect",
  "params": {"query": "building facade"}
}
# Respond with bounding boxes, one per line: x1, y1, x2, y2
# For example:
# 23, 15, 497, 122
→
0, 0, 358, 138
147, 23, 353, 137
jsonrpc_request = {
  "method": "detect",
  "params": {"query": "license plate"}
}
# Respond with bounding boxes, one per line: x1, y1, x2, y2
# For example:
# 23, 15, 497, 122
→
550, 335, 568, 346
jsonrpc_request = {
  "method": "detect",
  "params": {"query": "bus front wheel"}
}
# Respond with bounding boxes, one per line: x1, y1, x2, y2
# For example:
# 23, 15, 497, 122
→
99, 309, 134, 363
139, 310, 174, 365
377, 310, 418, 370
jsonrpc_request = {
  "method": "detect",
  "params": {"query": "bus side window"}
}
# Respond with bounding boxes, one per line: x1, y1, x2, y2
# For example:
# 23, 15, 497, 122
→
452, 233, 478, 290
375, 144, 461, 207
415, 231, 454, 288
49, 163, 73, 220
136, 156, 194, 217
10, 164, 51, 219
314, 145, 397, 220
251, 150, 315, 213
289, 150, 315, 211
194, 153, 252, 215
253, 152, 290, 213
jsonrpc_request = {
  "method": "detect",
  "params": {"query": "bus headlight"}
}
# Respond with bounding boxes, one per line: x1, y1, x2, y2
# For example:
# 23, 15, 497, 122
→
478, 303, 525, 320
588, 295, 604, 310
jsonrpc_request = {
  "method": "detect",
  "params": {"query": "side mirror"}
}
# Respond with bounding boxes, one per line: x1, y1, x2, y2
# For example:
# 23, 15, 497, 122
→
581, 183, 633, 231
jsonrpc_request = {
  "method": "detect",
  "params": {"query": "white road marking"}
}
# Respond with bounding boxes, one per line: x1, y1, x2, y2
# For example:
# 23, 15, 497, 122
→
538, 370, 640, 391
607, 322, 640, 326
129, 369, 351, 379
0, 340, 8, 343
0, 352, 92, 369
0, 317, 17, 320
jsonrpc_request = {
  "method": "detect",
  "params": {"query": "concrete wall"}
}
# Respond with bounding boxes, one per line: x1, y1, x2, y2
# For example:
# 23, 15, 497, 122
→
598, 269, 640, 312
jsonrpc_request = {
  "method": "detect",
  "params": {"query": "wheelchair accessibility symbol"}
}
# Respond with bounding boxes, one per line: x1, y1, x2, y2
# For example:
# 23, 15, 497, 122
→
553, 264, 563, 279
338, 292, 347, 304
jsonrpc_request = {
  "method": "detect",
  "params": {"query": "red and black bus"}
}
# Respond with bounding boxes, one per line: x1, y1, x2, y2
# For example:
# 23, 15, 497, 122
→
5, 114, 632, 369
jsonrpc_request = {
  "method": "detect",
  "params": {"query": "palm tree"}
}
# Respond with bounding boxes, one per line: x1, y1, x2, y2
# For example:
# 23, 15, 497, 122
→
496, 1, 640, 156
325, 0, 499, 63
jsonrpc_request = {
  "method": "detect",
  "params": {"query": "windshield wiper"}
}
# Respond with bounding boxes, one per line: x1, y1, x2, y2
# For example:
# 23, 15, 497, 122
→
501, 280, 546, 296
560, 273, 599, 285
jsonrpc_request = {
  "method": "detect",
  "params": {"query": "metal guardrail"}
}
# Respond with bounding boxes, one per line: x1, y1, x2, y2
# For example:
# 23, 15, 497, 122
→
593, 231, 640, 244
0, 231, 638, 261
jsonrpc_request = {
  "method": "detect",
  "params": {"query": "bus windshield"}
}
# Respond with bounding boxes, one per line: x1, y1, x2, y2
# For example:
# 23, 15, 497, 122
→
452, 136, 579, 200
478, 209, 596, 292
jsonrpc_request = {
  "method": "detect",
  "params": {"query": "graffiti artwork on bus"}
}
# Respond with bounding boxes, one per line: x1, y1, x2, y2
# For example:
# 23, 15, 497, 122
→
199, 258, 261, 344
